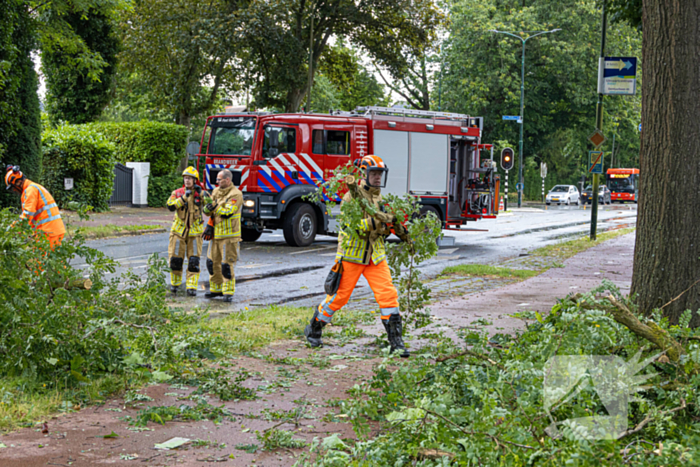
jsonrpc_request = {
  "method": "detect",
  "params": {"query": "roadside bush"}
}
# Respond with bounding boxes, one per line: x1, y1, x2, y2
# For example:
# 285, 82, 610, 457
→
0, 209, 222, 384
84, 121, 188, 177
148, 172, 182, 207
42, 124, 115, 212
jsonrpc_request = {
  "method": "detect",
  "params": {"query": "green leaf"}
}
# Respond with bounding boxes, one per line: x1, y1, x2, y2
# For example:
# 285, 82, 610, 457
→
102, 431, 119, 439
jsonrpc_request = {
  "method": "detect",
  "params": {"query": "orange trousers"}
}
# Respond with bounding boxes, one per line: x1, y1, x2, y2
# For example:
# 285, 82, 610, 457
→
317, 259, 399, 323
49, 234, 64, 249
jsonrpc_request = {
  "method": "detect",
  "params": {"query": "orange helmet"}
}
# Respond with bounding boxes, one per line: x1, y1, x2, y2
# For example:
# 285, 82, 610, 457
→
355, 155, 388, 188
5, 165, 25, 194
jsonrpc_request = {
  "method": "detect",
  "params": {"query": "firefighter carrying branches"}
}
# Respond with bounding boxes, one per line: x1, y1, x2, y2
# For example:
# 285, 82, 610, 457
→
304, 155, 412, 357
167, 167, 210, 296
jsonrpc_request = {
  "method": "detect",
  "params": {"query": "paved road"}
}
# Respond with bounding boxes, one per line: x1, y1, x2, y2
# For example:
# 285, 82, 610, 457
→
74, 203, 637, 312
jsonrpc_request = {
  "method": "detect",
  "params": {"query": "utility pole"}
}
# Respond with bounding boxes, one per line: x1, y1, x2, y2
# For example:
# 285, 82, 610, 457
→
591, 0, 607, 240
307, 14, 314, 113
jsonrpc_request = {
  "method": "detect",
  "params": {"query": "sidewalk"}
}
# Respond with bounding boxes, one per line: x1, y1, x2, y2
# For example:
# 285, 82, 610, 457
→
0, 232, 637, 467
63, 205, 173, 230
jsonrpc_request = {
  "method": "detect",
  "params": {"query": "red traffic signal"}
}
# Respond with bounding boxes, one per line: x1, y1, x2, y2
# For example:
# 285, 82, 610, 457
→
501, 147, 515, 171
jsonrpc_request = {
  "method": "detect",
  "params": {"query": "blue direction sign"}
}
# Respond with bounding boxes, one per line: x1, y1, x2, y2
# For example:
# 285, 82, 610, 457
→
639, 123, 642, 132
502, 115, 522, 123
601, 57, 637, 95
589, 151, 604, 174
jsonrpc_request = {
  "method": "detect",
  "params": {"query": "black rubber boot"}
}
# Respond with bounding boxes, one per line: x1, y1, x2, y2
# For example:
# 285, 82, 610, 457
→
385, 315, 409, 358
204, 291, 223, 299
169, 285, 179, 294
186, 289, 197, 297
304, 310, 326, 348
223, 295, 233, 303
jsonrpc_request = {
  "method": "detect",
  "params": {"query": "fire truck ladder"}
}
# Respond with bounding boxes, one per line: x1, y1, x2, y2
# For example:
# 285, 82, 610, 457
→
353, 106, 483, 129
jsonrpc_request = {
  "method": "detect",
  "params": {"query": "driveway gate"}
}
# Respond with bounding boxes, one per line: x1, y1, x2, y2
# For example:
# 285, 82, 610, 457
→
109, 163, 133, 206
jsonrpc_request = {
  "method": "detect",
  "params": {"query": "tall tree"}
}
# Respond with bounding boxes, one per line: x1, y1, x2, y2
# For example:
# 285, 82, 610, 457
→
43, 9, 120, 124
0, 0, 41, 208
119, 0, 241, 127
630, 1, 700, 325
241, 0, 441, 112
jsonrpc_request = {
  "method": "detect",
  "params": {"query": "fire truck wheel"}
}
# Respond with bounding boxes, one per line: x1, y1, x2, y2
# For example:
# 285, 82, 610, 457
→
283, 203, 317, 247
241, 228, 263, 242
419, 205, 442, 222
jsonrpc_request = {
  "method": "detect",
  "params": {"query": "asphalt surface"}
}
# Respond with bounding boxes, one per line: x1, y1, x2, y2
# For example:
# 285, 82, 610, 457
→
73, 203, 638, 312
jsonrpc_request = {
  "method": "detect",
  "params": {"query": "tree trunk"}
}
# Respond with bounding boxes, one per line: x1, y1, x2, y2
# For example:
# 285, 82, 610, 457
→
631, 0, 700, 326
285, 87, 307, 113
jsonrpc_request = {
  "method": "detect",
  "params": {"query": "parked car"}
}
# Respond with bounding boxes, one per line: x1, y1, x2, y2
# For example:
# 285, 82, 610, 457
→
545, 185, 580, 205
581, 185, 612, 205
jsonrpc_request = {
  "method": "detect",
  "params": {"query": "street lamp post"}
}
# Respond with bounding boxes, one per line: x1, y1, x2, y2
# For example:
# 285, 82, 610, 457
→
489, 29, 561, 208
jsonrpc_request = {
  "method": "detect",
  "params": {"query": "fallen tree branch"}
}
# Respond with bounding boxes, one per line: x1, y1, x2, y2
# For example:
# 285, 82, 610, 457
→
661, 278, 700, 310
436, 349, 505, 370
424, 408, 535, 451
617, 399, 686, 440
605, 295, 684, 362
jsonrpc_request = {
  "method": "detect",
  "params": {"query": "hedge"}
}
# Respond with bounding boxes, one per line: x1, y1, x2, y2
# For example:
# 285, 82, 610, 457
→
42, 125, 115, 212
148, 173, 182, 208
83, 121, 188, 177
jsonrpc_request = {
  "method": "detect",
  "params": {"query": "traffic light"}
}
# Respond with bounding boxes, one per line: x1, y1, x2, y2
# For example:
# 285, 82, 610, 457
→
501, 147, 514, 171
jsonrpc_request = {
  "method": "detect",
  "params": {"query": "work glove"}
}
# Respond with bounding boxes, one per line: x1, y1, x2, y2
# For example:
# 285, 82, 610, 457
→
202, 224, 214, 241
374, 211, 395, 224
185, 189, 192, 197
205, 203, 216, 213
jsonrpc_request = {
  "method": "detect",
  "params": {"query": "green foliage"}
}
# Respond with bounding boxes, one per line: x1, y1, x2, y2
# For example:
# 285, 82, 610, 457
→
0, 210, 222, 386
83, 122, 188, 176
132, 400, 233, 427
257, 428, 307, 451
176, 367, 257, 402
42, 124, 116, 212
147, 173, 182, 208
0, 1, 42, 209
304, 282, 700, 466
44, 10, 120, 125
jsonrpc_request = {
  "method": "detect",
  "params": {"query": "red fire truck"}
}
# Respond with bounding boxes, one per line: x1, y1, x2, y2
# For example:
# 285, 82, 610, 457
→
606, 168, 640, 203
194, 106, 500, 246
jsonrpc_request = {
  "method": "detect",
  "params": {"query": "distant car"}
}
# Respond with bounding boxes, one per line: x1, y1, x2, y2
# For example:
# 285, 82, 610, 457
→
581, 185, 612, 205
546, 185, 580, 205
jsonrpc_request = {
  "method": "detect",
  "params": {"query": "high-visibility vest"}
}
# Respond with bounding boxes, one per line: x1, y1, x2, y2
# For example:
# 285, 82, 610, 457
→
335, 191, 387, 265
20, 181, 66, 238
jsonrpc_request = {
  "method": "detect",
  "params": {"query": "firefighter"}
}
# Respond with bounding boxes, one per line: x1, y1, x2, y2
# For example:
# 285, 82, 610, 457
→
166, 167, 210, 296
202, 169, 243, 303
4, 165, 66, 249
304, 155, 412, 357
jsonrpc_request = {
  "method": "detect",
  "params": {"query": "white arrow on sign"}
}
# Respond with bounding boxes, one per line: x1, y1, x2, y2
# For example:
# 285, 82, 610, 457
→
606, 59, 633, 71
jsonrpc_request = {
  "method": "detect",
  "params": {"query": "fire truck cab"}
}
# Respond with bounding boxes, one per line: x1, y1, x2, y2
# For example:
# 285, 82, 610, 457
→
195, 106, 500, 246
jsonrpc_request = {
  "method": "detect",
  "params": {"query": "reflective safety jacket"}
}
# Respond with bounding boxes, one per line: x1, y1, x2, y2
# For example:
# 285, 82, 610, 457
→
20, 180, 66, 238
336, 188, 388, 265
204, 186, 243, 240
167, 186, 209, 237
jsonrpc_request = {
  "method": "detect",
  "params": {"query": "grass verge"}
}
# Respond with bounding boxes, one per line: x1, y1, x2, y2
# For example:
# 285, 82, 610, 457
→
69, 223, 164, 239
530, 227, 635, 261
442, 264, 538, 279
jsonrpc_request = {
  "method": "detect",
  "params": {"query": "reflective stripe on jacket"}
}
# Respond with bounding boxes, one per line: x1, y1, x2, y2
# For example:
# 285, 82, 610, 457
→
204, 187, 243, 240
20, 181, 66, 238
336, 191, 387, 265
167, 187, 208, 237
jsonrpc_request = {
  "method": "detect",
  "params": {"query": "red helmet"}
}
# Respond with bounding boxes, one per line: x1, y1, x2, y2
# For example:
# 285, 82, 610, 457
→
5, 165, 25, 194
355, 155, 388, 188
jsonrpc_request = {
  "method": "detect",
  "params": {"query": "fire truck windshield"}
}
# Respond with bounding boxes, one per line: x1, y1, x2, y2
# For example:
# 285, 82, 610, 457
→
207, 117, 256, 156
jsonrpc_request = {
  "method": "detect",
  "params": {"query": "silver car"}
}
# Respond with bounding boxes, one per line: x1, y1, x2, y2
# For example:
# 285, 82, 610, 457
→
546, 185, 580, 205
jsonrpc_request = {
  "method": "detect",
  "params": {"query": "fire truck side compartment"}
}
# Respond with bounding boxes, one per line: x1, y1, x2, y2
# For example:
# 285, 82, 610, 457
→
373, 130, 409, 196
409, 132, 449, 195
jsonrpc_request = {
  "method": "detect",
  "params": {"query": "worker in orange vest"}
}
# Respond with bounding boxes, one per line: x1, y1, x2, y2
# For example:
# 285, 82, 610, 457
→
5, 165, 66, 249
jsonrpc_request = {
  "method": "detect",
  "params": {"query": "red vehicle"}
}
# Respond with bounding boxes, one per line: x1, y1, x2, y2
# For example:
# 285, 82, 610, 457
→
194, 106, 500, 246
606, 168, 640, 203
